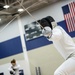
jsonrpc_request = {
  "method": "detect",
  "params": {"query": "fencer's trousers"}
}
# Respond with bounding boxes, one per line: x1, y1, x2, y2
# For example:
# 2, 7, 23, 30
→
54, 56, 75, 75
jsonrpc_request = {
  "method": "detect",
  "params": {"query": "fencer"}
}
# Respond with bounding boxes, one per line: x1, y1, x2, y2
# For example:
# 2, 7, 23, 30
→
8, 59, 20, 75
39, 16, 75, 75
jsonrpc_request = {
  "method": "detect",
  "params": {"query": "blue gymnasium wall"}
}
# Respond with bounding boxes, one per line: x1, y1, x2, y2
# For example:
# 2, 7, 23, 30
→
0, 20, 75, 59
0, 36, 23, 59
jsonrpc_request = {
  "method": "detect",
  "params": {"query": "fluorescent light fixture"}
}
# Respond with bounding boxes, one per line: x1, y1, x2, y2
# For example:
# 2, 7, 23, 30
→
3, 5, 10, 9
0, 18, 1, 22
18, 8, 24, 12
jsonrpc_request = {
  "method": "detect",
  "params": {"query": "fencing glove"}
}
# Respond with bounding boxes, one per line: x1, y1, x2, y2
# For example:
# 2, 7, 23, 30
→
10, 71, 14, 74
42, 26, 52, 39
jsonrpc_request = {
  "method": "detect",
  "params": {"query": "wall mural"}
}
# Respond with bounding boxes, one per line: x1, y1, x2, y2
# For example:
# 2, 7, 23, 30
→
24, 21, 43, 41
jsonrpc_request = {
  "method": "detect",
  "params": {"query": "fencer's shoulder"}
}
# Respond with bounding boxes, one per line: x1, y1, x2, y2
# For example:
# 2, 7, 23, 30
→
54, 26, 65, 31
57, 26, 64, 30
55, 26, 62, 29
8, 66, 12, 71
15, 64, 20, 68
52, 26, 62, 31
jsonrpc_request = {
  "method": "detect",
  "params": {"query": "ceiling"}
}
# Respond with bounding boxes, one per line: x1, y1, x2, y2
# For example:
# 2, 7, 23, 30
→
0, 0, 62, 25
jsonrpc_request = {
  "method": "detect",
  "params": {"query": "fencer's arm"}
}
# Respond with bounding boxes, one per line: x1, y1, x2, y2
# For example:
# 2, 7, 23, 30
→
42, 26, 63, 41
8, 67, 13, 71
12, 64, 20, 70
51, 27, 63, 41
8, 67, 15, 74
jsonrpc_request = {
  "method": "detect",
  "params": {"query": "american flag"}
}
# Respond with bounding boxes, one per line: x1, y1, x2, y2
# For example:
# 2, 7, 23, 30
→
62, 2, 75, 32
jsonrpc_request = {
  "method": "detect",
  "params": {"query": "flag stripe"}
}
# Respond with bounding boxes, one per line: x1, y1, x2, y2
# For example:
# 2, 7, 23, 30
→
70, 2, 75, 31
70, 3, 74, 31
73, 2, 75, 30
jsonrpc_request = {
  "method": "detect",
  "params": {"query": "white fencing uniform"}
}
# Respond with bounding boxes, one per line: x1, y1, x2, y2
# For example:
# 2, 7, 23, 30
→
8, 64, 20, 75
47, 26, 75, 75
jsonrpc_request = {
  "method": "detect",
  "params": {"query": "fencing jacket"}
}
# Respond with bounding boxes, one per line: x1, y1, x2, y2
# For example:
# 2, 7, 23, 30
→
48, 26, 75, 60
8, 64, 20, 75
